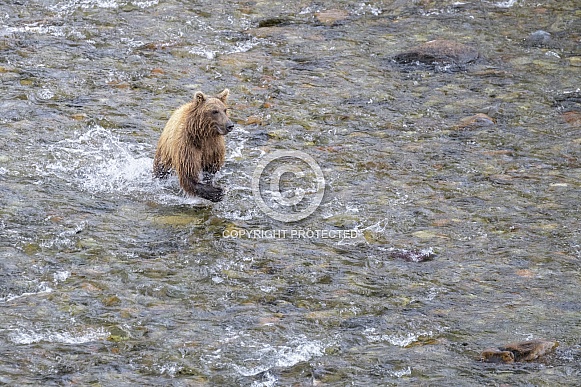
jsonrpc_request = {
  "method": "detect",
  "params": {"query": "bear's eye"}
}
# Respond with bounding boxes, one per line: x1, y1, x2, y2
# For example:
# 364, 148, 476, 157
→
212, 110, 220, 115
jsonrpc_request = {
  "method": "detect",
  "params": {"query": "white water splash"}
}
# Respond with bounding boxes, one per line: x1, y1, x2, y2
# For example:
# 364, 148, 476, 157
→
9, 327, 108, 344
53, 271, 71, 283
364, 327, 433, 347
494, 0, 519, 7
158, 362, 180, 377
189, 37, 271, 60
0, 281, 53, 303
201, 335, 328, 379
389, 367, 412, 378
2, 24, 64, 37
41, 126, 205, 205
51, 0, 159, 12
233, 339, 325, 376
355, 3, 383, 16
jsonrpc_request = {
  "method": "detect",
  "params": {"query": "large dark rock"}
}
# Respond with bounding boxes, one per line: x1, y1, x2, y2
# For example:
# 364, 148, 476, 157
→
393, 39, 479, 69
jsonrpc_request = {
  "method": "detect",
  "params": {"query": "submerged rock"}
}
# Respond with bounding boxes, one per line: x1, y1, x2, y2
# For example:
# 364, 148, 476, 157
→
390, 248, 436, 262
562, 111, 581, 126
315, 9, 349, 25
553, 91, 581, 111
453, 113, 495, 130
524, 30, 553, 47
480, 349, 516, 363
393, 39, 479, 68
257, 17, 292, 28
481, 339, 558, 363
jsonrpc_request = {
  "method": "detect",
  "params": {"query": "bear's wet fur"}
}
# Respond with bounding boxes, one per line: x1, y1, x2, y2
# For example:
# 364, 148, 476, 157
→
153, 89, 234, 202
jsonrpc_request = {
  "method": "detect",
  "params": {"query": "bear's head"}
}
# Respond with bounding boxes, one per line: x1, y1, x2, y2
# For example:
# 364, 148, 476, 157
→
193, 89, 234, 136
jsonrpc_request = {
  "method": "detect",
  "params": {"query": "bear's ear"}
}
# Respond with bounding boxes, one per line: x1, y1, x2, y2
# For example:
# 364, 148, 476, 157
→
216, 89, 229, 103
194, 91, 206, 106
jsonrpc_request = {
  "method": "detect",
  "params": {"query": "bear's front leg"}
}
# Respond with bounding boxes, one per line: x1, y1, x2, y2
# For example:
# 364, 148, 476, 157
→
153, 159, 172, 179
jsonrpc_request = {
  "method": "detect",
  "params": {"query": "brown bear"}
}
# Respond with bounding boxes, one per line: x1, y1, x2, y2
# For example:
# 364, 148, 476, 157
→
153, 89, 234, 202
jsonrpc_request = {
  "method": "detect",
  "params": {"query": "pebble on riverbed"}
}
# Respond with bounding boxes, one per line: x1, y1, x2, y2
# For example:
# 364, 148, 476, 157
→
480, 339, 558, 363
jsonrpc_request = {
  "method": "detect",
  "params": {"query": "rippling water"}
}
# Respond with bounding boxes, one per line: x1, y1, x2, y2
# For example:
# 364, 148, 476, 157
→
1, 0, 580, 385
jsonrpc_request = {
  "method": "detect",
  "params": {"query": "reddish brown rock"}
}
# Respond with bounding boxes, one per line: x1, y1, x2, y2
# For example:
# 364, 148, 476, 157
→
480, 339, 558, 363
501, 339, 558, 362
480, 349, 515, 363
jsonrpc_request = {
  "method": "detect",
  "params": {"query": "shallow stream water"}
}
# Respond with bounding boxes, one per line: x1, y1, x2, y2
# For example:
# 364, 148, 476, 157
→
1, 0, 580, 385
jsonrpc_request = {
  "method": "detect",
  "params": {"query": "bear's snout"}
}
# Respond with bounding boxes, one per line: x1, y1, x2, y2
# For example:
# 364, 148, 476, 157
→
218, 120, 234, 135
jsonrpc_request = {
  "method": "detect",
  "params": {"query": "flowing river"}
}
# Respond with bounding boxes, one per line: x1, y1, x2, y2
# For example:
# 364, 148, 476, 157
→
1, 0, 580, 385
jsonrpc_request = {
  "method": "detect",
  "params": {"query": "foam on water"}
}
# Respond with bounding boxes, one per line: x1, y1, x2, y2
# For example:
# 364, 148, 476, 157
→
231, 337, 326, 377
364, 327, 434, 347
189, 37, 270, 60
389, 367, 412, 378
494, 0, 519, 8
53, 271, 71, 283
9, 326, 108, 345
200, 333, 327, 381
50, 0, 159, 12
0, 281, 53, 303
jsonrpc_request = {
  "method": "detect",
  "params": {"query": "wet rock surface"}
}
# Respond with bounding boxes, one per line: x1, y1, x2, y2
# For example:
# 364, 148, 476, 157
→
453, 113, 495, 131
315, 9, 349, 25
390, 248, 436, 263
554, 91, 581, 111
481, 340, 558, 363
393, 39, 479, 70
524, 30, 554, 48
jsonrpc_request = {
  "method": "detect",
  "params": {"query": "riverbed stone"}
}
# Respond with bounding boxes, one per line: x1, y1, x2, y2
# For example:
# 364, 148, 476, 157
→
480, 349, 515, 363
390, 248, 436, 262
315, 9, 349, 25
501, 339, 558, 361
553, 91, 581, 111
453, 113, 495, 130
393, 39, 479, 66
524, 30, 553, 47
562, 111, 581, 126
480, 339, 558, 363
569, 56, 581, 67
